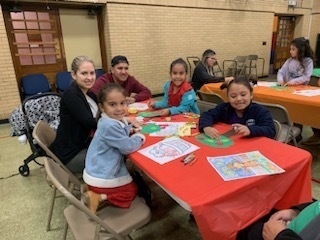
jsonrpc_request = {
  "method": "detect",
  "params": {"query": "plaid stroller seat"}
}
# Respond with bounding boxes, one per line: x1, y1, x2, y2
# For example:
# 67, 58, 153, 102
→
9, 93, 61, 176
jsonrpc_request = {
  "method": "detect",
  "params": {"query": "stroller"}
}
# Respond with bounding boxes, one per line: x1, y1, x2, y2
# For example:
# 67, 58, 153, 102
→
9, 92, 61, 177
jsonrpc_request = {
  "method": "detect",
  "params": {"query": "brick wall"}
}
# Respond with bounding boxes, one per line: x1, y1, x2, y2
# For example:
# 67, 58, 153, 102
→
0, 5, 21, 120
0, 0, 318, 119
103, 1, 315, 95
104, 3, 273, 94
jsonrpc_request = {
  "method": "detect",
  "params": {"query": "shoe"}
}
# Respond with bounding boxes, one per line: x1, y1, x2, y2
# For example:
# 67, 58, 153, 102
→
302, 135, 320, 145
80, 183, 88, 194
189, 212, 195, 221
82, 190, 102, 213
96, 200, 110, 212
295, 134, 303, 143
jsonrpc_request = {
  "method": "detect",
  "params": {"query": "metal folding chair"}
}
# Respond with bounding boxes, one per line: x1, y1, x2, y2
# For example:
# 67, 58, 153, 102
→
186, 56, 200, 80
44, 157, 151, 240
197, 100, 217, 114
223, 56, 248, 77
273, 119, 282, 142
197, 90, 224, 104
32, 120, 82, 231
254, 101, 301, 146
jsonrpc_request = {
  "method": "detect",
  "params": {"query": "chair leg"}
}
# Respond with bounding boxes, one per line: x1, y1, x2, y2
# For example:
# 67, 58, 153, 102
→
61, 220, 68, 240
292, 134, 299, 147
46, 186, 57, 231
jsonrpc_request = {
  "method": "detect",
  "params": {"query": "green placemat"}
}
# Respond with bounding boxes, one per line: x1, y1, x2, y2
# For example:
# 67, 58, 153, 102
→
195, 133, 234, 148
269, 86, 294, 92
138, 111, 162, 118
141, 123, 161, 134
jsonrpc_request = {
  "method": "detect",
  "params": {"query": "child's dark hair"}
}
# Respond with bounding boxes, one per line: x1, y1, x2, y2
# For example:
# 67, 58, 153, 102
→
291, 37, 315, 70
170, 58, 188, 73
96, 83, 127, 118
220, 76, 253, 94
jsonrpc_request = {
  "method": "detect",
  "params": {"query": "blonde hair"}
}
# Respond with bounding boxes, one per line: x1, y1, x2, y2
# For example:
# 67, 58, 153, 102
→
71, 56, 95, 73
201, 49, 216, 76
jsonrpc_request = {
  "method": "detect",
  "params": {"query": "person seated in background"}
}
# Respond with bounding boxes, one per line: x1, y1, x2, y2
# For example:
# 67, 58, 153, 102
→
50, 56, 98, 173
277, 37, 315, 142
91, 55, 152, 104
199, 77, 275, 139
277, 37, 314, 86
191, 49, 234, 92
148, 58, 199, 116
237, 200, 319, 240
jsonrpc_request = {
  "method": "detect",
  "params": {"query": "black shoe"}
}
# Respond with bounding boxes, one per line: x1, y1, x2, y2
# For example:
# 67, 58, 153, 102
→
189, 212, 195, 221
295, 134, 302, 143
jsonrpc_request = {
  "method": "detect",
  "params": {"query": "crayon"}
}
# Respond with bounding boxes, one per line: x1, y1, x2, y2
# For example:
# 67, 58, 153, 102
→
184, 155, 195, 165
189, 158, 198, 166
190, 132, 200, 137
181, 153, 194, 163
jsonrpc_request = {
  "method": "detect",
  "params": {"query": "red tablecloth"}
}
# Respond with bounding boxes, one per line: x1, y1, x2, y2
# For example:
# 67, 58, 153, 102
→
200, 82, 320, 128
129, 118, 312, 240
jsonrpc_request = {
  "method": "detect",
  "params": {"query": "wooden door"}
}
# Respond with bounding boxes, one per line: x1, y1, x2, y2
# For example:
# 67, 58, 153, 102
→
3, 5, 67, 96
273, 16, 295, 71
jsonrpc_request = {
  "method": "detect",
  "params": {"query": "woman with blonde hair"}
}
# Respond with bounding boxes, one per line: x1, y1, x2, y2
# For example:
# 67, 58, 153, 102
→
191, 49, 233, 91
50, 56, 98, 173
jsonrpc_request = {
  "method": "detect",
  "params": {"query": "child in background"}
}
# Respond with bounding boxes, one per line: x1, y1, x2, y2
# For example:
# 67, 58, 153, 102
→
277, 37, 314, 86
148, 58, 199, 116
199, 77, 275, 139
82, 83, 146, 213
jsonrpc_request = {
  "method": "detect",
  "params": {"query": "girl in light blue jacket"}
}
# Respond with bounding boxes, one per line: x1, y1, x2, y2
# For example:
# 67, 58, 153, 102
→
82, 83, 145, 213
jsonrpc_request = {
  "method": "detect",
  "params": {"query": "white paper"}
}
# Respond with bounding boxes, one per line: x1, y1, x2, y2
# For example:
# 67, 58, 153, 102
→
147, 122, 186, 136
128, 102, 149, 111
207, 151, 285, 181
292, 89, 320, 97
138, 136, 199, 165
257, 81, 278, 87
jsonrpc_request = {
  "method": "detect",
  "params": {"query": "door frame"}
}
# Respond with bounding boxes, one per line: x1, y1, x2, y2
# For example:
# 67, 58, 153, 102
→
272, 15, 296, 72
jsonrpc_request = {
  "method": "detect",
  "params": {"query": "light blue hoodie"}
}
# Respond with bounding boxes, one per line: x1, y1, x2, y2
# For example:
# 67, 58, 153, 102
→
154, 81, 199, 115
83, 113, 145, 188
